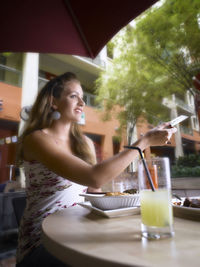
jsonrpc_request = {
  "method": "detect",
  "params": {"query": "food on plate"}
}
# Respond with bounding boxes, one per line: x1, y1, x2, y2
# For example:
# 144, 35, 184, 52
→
105, 192, 130, 196
123, 188, 138, 194
173, 201, 182, 206
173, 197, 200, 209
183, 198, 200, 208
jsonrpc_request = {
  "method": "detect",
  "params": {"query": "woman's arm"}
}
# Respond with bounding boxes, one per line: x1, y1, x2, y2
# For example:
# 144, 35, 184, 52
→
23, 123, 176, 189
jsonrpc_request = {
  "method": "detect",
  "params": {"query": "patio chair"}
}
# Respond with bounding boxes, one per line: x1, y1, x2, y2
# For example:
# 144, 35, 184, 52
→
12, 196, 26, 226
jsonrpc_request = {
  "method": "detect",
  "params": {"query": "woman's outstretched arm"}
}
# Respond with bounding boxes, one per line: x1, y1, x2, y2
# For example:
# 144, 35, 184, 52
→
23, 123, 176, 188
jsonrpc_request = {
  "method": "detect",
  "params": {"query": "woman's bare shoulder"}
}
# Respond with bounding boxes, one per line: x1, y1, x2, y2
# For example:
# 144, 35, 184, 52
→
23, 130, 55, 161
24, 130, 48, 145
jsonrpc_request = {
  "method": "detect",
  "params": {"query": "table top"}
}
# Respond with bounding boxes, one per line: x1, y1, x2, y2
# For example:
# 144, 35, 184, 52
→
42, 205, 200, 267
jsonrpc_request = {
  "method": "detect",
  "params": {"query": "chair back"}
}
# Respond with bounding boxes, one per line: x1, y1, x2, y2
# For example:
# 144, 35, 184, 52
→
12, 196, 26, 226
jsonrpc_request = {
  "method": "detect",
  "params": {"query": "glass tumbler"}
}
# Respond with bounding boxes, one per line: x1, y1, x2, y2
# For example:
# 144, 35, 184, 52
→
138, 157, 174, 239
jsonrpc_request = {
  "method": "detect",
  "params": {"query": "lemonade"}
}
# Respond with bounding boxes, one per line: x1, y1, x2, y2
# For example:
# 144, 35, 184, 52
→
140, 189, 173, 228
138, 157, 174, 239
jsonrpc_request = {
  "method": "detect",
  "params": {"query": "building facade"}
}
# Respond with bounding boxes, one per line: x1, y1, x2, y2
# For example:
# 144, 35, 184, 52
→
0, 51, 125, 183
1, 50, 200, 183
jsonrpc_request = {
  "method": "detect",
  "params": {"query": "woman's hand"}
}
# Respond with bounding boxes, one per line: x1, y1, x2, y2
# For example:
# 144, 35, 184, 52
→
142, 122, 177, 148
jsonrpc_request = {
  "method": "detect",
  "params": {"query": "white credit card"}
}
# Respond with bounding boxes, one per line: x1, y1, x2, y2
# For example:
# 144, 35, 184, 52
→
170, 115, 188, 127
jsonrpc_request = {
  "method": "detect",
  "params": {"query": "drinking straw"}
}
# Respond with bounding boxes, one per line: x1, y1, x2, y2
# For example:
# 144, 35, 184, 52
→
124, 146, 155, 192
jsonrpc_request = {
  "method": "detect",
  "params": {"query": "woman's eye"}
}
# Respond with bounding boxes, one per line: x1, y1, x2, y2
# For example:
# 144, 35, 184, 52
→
70, 94, 77, 98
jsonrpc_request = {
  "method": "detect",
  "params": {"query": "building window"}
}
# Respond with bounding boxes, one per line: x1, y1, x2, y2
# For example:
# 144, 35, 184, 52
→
191, 116, 199, 131
83, 92, 99, 108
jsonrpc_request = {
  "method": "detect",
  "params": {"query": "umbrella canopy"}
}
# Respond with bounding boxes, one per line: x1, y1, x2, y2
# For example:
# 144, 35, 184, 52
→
0, 0, 157, 58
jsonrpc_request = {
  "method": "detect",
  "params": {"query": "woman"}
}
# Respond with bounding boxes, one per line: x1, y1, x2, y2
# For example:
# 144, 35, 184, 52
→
16, 72, 176, 266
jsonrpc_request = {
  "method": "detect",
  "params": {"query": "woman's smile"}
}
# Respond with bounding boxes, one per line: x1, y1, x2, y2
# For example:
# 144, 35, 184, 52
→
74, 108, 83, 114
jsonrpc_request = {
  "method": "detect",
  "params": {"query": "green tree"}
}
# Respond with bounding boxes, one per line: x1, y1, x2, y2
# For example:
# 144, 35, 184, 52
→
96, 0, 200, 143
134, 0, 200, 95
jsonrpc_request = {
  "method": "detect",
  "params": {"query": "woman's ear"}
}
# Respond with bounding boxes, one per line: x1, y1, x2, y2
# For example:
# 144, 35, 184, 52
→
52, 103, 58, 110
50, 95, 58, 110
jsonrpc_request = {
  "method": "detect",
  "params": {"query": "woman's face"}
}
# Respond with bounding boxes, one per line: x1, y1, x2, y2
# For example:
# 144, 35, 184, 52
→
53, 80, 85, 122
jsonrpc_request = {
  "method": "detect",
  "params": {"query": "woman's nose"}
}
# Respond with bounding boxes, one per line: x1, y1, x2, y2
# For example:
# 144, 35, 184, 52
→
78, 97, 85, 106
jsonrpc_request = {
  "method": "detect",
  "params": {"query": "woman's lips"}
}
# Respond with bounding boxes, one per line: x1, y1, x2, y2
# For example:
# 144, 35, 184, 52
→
74, 108, 82, 113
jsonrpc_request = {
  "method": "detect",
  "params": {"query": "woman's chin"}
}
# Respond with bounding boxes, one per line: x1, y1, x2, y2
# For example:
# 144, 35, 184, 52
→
74, 117, 82, 123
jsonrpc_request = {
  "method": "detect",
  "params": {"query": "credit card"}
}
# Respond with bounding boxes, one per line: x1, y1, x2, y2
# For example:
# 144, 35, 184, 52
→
170, 115, 188, 127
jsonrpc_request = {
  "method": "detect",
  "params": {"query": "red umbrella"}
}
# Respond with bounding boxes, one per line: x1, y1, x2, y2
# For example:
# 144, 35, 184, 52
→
0, 0, 157, 59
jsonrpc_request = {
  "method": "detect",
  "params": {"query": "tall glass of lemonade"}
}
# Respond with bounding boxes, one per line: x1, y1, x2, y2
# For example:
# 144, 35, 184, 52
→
138, 157, 174, 239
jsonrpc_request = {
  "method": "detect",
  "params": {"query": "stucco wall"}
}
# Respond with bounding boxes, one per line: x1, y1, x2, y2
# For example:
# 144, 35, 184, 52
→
0, 82, 21, 122
81, 105, 124, 159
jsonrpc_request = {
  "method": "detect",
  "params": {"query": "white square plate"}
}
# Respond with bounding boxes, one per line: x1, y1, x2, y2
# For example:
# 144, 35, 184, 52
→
78, 202, 140, 218
172, 197, 200, 221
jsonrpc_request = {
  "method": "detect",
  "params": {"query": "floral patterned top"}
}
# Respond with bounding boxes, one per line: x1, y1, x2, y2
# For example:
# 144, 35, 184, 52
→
16, 160, 87, 263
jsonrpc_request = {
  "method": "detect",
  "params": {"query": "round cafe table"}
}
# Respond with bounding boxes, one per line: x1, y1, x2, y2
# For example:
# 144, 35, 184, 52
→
42, 205, 200, 267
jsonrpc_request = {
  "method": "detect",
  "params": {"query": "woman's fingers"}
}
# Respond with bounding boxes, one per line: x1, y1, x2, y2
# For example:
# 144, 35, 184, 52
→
157, 122, 177, 144
144, 123, 177, 147
170, 127, 177, 133
167, 127, 177, 137
157, 122, 171, 129
165, 127, 177, 144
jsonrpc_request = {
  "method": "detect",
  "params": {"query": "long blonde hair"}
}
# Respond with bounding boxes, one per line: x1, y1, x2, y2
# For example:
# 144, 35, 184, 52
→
17, 72, 95, 166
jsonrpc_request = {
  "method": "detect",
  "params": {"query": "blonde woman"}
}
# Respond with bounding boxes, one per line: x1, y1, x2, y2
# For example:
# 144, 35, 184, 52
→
16, 72, 176, 266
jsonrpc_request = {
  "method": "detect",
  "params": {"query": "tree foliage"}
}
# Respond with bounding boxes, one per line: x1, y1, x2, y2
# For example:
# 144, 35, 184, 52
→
96, 0, 200, 140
